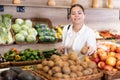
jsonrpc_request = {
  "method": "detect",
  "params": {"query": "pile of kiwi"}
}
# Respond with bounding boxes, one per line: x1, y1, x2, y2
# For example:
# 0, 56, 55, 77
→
36, 52, 98, 79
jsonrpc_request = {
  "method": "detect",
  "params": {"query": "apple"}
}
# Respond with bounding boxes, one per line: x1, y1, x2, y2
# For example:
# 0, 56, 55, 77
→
117, 35, 120, 39
98, 61, 106, 69
108, 52, 115, 57
105, 56, 117, 67
92, 57, 100, 63
116, 60, 120, 70
99, 51, 108, 61
115, 53, 120, 60
116, 46, 120, 53
104, 65, 113, 71
110, 44, 117, 52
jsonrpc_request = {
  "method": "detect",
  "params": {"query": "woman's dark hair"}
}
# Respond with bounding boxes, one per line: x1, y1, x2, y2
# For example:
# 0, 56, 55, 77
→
68, 4, 85, 19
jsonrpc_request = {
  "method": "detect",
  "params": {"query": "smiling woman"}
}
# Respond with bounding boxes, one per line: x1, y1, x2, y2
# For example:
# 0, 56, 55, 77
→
58, 4, 97, 60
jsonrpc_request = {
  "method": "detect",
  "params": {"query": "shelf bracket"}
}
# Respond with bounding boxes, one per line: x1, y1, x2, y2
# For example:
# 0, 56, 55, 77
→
0, 5, 4, 12
16, 6, 25, 12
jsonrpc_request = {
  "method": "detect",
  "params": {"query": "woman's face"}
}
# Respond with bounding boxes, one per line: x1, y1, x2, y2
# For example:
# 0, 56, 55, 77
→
70, 6, 85, 25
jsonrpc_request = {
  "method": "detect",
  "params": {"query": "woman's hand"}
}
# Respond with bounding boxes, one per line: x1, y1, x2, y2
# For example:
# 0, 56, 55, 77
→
87, 47, 95, 55
57, 46, 65, 54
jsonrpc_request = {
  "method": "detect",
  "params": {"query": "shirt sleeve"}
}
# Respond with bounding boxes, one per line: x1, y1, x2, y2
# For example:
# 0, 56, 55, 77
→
61, 25, 69, 46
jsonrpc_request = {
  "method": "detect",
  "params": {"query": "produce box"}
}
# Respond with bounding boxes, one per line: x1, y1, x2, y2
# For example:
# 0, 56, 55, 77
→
10, 60, 42, 66
11, 18, 53, 44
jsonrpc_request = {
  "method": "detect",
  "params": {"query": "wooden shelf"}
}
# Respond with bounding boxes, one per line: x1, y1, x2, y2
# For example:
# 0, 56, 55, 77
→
0, 3, 119, 10
0, 3, 71, 9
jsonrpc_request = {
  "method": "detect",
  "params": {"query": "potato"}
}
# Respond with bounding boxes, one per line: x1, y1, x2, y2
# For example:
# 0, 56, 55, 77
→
36, 64, 43, 70
62, 66, 71, 75
52, 66, 61, 73
53, 72, 62, 78
48, 60, 54, 67
43, 66, 49, 73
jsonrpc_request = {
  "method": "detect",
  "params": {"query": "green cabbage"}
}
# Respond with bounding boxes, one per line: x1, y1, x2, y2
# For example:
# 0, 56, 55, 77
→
25, 19, 32, 28
28, 28, 38, 36
15, 18, 24, 25
19, 30, 28, 37
26, 34, 36, 42
15, 33, 25, 42
12, 24, 21, 33
21, 24, 30, 31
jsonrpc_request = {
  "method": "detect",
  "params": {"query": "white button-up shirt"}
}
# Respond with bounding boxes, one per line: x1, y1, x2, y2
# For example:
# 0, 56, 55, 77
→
62, 24, 96, 58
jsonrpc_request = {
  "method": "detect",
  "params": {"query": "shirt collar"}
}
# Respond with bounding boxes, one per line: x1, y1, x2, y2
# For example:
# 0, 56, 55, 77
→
68, 24, 86, 35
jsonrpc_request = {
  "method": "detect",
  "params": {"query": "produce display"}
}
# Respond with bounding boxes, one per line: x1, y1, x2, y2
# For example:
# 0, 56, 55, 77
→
12, 18, 38, 43
3, 48, 59, 62
91, 41, 120, 71
0, 14, 14, 45
35, 52, 99, 79
54, 25, 63, 41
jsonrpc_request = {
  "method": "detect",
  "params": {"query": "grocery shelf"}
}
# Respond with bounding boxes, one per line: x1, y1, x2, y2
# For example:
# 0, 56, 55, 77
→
0, 3, 70, 9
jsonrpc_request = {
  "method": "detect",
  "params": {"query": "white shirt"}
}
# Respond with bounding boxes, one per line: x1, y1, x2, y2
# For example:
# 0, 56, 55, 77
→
62, 24, 96, 57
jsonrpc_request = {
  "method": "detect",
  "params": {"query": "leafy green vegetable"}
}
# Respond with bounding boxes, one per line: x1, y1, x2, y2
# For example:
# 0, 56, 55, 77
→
15, 18, 24, 25
26, 34, 36, 42
15, 33, 25, 42
12, 24, 21, 33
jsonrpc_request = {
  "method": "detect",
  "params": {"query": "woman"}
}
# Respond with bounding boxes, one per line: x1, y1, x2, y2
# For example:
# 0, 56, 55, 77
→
58, 4, 96, 59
